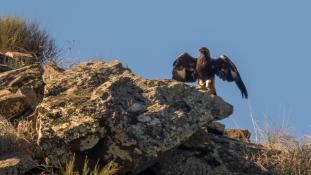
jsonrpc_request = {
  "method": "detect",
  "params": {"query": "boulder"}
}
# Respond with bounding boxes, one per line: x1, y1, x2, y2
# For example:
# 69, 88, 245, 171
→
34, 60, 233, 174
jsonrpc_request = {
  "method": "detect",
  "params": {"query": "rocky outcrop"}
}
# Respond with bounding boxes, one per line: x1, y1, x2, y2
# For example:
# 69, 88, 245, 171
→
34, 60, 232, 173
0, 59, 270, 175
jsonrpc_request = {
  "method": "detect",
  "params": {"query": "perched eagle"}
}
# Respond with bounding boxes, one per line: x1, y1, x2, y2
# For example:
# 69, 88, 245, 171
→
172, 47, 248, 98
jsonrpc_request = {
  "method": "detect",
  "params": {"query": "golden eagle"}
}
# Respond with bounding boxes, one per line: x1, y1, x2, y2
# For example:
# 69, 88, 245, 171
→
172, 47, 248, 98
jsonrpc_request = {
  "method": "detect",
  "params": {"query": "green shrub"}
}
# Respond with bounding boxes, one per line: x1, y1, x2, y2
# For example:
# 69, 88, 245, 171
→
0, 16, 58, 63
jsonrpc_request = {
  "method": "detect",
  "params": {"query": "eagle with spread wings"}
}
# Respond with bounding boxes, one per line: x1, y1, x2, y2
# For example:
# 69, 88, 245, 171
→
172, 47, 248, 98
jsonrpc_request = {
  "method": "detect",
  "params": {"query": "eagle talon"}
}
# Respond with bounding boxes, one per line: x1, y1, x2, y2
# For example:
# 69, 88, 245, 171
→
196, 86, 206, 90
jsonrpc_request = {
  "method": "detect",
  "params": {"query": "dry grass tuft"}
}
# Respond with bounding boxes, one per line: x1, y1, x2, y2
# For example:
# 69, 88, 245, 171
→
248, 118, 311, 175
39, 155, 118, 175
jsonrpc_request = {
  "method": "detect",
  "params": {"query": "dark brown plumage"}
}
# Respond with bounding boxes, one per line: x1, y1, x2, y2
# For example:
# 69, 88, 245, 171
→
172, 47, 248, 98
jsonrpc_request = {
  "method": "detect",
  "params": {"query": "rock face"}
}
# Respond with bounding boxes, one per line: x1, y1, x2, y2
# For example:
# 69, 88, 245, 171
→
35, 60, 233, 173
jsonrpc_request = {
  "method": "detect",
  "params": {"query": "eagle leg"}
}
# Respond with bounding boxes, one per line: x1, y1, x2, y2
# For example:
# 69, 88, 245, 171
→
205, 78, 217, 95
198, 79, 206, 89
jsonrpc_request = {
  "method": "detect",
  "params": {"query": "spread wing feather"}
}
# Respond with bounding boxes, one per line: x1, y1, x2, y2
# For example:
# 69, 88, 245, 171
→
172, 52, 197, 82
213, 55, 248, 98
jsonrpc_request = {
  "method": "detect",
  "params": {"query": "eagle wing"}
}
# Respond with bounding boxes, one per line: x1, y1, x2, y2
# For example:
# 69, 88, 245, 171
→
213, 54, 248, 98
172, 52, 197, 82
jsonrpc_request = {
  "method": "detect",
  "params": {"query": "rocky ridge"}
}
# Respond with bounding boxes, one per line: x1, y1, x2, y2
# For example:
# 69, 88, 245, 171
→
0, 60, 268, 175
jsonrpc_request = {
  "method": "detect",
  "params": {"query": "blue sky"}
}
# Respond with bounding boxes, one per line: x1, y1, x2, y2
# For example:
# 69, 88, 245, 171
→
1, 0, 311, 137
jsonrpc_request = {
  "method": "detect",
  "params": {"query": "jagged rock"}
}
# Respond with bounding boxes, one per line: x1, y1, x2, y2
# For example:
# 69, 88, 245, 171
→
34, 60, 233, 174
145, 129, 270, 175
224, 128, 251, 143
0, 63, 43, 174
0, 117, 37, 174
0, 64, 44, 121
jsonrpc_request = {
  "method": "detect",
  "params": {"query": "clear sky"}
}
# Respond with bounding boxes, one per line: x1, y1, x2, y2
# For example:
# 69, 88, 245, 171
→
1, 0, 310, 138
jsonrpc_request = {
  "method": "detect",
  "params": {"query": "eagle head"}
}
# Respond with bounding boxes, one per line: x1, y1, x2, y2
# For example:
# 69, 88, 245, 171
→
199, 47, 210, 57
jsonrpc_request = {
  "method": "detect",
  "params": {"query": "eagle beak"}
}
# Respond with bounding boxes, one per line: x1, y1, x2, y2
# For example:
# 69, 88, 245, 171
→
220, 54, 226, 59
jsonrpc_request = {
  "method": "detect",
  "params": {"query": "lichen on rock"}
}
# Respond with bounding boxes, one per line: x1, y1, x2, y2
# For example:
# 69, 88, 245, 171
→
1, 59, 270, 175
33, 60, 233, 173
